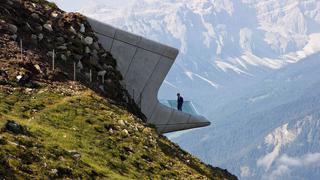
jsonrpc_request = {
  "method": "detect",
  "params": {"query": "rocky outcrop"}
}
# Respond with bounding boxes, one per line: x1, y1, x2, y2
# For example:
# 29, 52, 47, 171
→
0, 0, 143, 118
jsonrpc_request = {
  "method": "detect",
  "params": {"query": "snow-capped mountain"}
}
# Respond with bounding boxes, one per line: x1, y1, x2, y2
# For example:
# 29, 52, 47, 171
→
78, 0, 320, 107
52, 0, 320, 179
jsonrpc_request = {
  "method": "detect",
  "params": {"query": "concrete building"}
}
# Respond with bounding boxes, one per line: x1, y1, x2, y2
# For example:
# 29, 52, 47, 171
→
87, 17, 210, 133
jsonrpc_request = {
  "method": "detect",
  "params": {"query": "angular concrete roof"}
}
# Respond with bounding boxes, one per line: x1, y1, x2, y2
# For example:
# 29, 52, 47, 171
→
87, 17, 210, 133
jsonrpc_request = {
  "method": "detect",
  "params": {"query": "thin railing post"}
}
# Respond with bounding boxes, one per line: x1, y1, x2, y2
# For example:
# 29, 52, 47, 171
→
73, 61, 76, 81
52, 49, 55, 71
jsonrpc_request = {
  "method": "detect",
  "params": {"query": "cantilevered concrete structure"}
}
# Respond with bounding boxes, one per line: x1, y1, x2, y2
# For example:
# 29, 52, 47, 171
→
87, 17, 210, 133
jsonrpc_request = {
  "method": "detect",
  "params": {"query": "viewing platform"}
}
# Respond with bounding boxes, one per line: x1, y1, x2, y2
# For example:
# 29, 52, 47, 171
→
87, 17, 211, 133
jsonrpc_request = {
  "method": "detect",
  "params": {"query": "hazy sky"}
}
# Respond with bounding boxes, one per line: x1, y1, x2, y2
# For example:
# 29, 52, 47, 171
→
50, 0, 94, 12
50, 0, 140, 12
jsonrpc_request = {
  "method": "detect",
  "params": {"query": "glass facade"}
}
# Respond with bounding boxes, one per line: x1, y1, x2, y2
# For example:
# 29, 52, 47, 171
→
159, 100, 199, 115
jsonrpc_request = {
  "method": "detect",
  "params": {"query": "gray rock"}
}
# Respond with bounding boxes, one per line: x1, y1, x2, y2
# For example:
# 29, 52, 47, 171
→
57, 45, 67, 50
5, 120, 29, 135
60, 54, 67, 61
99, 85, 105, 92
69, 26, 76, 34
43, 24, 53, 32
109, 128, 114, 134
101, 53, 107, 58
122, 129, 129, 136
51, 169, 58, 174
8, 24, 17, 34
47, 51, 53, 57
74, 54, 83, 61
84, 36, 93, 45
7, 0, 13, 5
34, 64, 42, 73
51, 12, 58, 18
85, 46, 91, 54
118, 120, 126, 126
11, 34, 17, 40
103, 65, 114, 70
38, 33, 44, 41
73, 153, 81, 160
31, 34, 37, 42
31, 13, 40, 20
35, 25, 43, 31
57, 37, 64, 43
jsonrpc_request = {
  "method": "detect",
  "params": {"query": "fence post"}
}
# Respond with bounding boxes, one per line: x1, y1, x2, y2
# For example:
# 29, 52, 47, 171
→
52, 49, 55, 71
20, 39, 23, 61
89, 69, 92, 82
73, 61, 76, 81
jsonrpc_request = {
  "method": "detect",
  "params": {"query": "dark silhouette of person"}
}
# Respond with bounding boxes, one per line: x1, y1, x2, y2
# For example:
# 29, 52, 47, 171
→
177, 93, 184, 111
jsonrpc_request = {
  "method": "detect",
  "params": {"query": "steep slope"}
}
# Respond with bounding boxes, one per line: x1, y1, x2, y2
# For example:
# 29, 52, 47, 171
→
0, 0, 237, 179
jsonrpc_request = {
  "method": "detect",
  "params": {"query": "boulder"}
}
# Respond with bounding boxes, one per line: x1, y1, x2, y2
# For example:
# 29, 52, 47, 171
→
34, 64, 42, 73
7, 23, 18, 34
118, 120, 126, 126
57, 45, 67, 50
69, 26, 76, 34
142, 128, 152, 135
109, 128, 114, 134
31, 13, 40, 20
51, 12, 59, 18
122, 129, 129, 137
0, 70, 8, 78
43, 23, 53, 32
85, 46, 91, 54
16, 74, 31, 85
74, 54, 83, 61
60, 54, 67, 61
11, 34, 17, 40
31, 34, 38, 42
57, 37, 65, 43
35, 25, 43, 31
38, 33, 44, 41
4, 120, 29, 135
84, 36, 93, 45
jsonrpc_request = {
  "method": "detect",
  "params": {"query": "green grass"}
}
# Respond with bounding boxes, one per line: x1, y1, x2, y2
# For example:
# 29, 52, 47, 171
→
0, 83, 234, 179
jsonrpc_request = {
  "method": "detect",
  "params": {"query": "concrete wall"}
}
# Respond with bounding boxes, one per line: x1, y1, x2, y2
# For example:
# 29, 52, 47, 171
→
87, 17, 210, 133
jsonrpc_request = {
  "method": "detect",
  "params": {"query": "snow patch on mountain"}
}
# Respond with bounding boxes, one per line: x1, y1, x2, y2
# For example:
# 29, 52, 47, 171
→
79, 0, 320, 77
257, 123, 301, 170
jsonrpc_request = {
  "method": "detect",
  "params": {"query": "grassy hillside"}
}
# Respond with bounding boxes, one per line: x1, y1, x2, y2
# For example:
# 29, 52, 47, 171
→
0, 0, 237, 179
0, 82, 235, 179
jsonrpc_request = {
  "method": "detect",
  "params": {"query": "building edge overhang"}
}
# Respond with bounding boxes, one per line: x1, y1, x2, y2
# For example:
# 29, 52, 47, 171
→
86, 16, 211, 134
